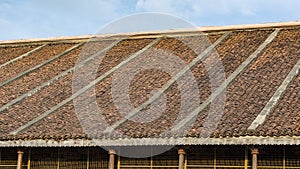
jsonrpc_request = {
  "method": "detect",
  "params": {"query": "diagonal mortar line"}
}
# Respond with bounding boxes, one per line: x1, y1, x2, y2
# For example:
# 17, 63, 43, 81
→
0, 43, 84, 88
248, 58, 300, 131
0, 39, 123, 114
0, 43, 49, 69
10, 37, 162, 135
171, 28, 281, 132
103, 32, 232, 133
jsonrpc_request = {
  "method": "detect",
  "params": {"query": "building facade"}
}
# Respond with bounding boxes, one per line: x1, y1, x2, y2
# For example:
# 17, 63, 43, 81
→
0, 21, 299, 168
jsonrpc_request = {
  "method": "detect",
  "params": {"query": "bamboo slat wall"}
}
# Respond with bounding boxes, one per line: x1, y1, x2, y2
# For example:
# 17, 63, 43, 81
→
0, 146, 300, 169
0, 147, 107, 169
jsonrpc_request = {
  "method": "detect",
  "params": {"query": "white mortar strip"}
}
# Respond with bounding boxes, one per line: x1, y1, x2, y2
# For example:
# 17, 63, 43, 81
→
171, 28, 281, 132
0, 43, 48, 69
10, 37, 162, 135
103, 32, 231, 133
248, 58, 300, 130
0, 43, 84, 88
3, 136, 300, 147
89, 136, 300, 146
0, 40, 122, 114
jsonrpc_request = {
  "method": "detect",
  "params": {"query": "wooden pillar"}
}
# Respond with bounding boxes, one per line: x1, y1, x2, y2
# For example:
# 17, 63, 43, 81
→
108, 150, 116, 169
17, 150, 24, 169
244, 147, 248, 169
27, 148, 31, 169
251, 148, 259, 169
178, 149, 185, 169
87, 148, 90, 169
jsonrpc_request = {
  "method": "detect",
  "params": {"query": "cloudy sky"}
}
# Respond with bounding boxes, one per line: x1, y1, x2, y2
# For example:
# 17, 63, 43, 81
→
0, 0, 299, 40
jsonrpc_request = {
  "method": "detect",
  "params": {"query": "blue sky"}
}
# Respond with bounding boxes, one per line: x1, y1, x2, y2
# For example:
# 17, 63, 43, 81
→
0, 0, 299, 40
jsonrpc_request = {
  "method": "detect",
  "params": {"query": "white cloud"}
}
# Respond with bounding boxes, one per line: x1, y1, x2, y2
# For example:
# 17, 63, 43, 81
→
0, 2, 11, 10
0, 0, 130, 40
134, 0, 300, 26
136, 0, 177, 13
0, 18, 10, 25
135, 0, 259, 17
241, 9, 256, 16
27, 0, 123, 21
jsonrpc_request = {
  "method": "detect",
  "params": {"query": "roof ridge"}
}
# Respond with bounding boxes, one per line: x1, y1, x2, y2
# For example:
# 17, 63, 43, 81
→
0, 20, 299, 45
199, 20, 300, 31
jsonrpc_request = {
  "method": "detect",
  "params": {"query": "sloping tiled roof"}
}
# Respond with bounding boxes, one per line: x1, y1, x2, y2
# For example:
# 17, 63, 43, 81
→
0, 21, 299, 146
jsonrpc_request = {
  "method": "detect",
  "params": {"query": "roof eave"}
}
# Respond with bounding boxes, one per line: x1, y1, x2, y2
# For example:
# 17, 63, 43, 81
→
1, 136, 300, 147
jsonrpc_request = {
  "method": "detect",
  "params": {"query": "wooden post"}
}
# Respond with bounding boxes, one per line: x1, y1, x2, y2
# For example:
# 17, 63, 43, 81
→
184, 153, 187, 169
117, 155, 121, 169
178, 149, 185, 169
27, 148, 31, 169
17, 150, 24, 169
87, 148, 89, 169
150, 156, 153, 169
283, 147, 286, 169
108, 150, 116, 169
244, 147, 248, 169
214, 147, 217, 169
57, 148, 60, 169
0, 148, 2, 166
251, 148, 259, 169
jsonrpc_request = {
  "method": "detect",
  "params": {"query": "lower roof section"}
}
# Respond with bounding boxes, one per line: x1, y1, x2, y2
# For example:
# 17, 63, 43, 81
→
1, 136, 300, 147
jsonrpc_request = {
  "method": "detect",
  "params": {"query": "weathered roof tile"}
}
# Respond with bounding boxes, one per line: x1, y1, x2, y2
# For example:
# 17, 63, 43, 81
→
0, 23, 299, 145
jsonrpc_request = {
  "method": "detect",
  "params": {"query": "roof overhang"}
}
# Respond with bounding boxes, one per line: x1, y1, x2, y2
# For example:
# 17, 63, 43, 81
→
1, 136, 300, 147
